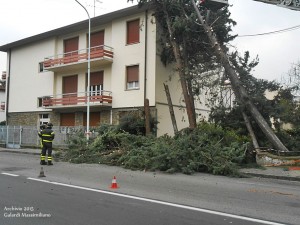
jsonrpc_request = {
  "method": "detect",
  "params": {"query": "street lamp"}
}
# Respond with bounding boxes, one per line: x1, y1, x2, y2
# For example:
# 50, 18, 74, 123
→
75, 0, 91, 141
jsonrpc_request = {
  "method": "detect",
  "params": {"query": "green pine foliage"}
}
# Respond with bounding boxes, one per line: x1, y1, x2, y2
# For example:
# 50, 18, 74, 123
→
64, 122, 248, 176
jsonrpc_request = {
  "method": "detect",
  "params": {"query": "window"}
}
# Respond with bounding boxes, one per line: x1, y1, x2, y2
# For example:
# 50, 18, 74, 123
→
38, 62, 44, 72
126, 65, 139, 90
127, 19, 140, 45
87, 71, 104, 96
63, 75, 78, 105
64, 37, 79, 63
90, 31, 104, 47
89, 31, 105, 59
39, 114, 50, 125
38, 97, 43, 107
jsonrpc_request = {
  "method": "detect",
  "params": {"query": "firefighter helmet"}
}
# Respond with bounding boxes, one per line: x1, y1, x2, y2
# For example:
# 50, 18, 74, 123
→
47, 122, 53, 128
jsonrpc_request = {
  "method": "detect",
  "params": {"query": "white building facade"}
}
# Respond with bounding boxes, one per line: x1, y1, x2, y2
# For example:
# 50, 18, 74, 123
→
0, 5, 210, 136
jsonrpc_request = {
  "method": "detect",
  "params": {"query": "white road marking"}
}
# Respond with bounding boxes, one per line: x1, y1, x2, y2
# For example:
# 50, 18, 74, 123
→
1, 172, 19, 177
27, 177, 51, 183
26, 177, 285, 225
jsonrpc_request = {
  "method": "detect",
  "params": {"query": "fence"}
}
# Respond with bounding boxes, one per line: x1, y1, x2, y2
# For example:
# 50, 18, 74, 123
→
0, 126, 93, 149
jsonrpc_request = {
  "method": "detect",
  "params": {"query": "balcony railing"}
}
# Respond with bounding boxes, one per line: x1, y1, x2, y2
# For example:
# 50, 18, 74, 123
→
43, 45, 113, 71
41, 91, 112, 109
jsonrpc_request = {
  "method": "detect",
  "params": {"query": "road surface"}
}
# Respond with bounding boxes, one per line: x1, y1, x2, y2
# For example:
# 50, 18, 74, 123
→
1, 151, 299, 224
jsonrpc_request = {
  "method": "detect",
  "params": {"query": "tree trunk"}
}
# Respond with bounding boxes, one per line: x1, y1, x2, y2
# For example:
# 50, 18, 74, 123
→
164, 83, 178, 134
163, 3, 197, 129
191, 0, 289, 151
144, 98, 151, 136
242, 111, 260, 150
183, 38, 197, 123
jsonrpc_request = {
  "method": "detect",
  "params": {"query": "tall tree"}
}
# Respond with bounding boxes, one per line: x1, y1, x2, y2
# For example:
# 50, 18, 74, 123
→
129, 0, 236, 128
190, 0, 289, 151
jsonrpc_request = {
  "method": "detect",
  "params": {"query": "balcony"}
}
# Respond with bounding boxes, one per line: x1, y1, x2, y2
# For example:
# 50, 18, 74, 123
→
43, 45, 113, 72
0, 102, 5, 111
40, 91, 112, 111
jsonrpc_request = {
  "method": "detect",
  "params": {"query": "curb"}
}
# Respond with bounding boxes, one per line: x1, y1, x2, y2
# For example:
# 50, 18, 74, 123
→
0, 149, 40, 156
2, 148, 300, 182
240, 172, 300, 182
0, 149, 56, 156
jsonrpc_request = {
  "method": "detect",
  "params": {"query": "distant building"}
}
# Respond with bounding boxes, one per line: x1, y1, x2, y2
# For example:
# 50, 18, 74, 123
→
0, 5, 211, 136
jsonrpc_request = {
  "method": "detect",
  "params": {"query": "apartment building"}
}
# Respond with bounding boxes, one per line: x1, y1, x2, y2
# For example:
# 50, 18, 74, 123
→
0, 5, 210, 136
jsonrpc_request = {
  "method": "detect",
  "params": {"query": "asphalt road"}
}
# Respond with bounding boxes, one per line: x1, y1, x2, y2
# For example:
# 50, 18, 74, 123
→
0, 174, 284, 225
1, 151, 300, 225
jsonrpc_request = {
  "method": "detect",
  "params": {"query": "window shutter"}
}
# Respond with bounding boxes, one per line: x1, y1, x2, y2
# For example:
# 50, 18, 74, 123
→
90, 31, 104, 47
127, 65, 139, 82
127, 19, 140, 44
60, 113, 75, 126
64, 37, 79, 53
63, 75, 78, 95
90, 71, 104, 86
83, 112, 100, 127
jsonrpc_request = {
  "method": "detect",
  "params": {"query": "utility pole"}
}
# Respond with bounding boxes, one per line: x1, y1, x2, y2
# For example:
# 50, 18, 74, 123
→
75, 0, 91, 141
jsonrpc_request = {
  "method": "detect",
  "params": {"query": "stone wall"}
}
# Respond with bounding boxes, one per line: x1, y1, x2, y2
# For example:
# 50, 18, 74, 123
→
7, 112, 40, 126
7, 106, 157, 128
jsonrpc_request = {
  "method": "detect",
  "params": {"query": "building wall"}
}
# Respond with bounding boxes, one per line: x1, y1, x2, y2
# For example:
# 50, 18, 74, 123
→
8, 39, 55, 113
154, 38, 210, 136
110, 11, 157, 108
5, 8, 211, 136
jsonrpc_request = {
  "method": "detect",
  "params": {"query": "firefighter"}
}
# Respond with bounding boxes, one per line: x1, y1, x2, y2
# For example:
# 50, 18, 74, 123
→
38, 124, 47, 161
39, 122, 55, 165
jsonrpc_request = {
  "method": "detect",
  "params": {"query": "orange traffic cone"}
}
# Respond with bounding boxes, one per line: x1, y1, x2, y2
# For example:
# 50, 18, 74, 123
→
110, 176, 118, 189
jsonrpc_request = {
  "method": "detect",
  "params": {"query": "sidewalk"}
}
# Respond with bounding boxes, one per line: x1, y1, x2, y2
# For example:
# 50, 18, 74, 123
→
1, 147, 300, 182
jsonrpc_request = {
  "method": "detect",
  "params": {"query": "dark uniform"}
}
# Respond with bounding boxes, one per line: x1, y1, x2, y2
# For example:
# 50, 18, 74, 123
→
39, 123, 55, 165
38, 124, 46, 148
38, 124, 47, 161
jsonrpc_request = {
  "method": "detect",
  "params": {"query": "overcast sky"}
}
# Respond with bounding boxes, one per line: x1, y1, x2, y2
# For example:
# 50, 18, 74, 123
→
0, 0, 299, 81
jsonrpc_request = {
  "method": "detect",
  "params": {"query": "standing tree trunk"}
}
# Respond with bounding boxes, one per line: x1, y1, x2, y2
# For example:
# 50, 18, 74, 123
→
162, 3, 197, 129
144, 98, 151, 136
191, 0, 289, 151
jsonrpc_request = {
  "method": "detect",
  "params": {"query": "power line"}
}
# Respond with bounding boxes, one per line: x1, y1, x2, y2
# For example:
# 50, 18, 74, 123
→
237, 24, 300, 37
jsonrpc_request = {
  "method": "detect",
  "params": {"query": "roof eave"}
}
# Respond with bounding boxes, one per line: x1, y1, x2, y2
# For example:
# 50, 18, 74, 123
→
0, 4, 149, 52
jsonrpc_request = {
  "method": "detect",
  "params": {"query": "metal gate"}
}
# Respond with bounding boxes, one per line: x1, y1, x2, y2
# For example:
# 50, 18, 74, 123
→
0, 126, 22, 148
0, 125, 86, 149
